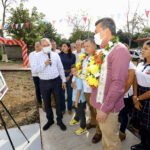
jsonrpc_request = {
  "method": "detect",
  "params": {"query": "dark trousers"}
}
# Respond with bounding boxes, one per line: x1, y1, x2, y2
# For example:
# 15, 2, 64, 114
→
140, 128, 150, 150
40, 77, 62, 124
33, 77, 42, 105
74, 102, 86, 129
119, 96, 133, 133
61, 76, 73, 111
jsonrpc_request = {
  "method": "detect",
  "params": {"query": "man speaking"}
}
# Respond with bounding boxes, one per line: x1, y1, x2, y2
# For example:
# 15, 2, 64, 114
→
32, 38, 66, 131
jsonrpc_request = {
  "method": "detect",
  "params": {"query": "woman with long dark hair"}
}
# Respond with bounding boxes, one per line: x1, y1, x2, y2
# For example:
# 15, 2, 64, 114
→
131, 40, 150, 150
59, 42, 76, 115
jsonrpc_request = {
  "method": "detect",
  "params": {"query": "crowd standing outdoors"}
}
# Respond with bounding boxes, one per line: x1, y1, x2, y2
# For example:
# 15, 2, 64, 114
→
29, 17, 150, 150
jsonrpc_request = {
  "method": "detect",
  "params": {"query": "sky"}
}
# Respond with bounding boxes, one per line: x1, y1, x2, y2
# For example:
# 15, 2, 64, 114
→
0, 0, 150, 38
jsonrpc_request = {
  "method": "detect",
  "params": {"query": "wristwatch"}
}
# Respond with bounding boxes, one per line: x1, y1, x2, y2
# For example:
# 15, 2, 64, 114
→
137, 97, 140, 101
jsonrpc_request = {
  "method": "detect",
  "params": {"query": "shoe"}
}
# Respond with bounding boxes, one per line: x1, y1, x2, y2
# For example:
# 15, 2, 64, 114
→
62, 111, 65, 115
43, 121, 54, 131
119, 131, 126, 141
69, 119, 80, 126
86, 123, 96, 130
68, 110, 72, 115
75, 127, 87, 135
131, 143, 144, 150
92, 133, 102, 143
57, 122, 67, 131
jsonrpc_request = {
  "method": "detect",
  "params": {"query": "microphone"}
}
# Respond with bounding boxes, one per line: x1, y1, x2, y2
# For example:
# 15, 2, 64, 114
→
48, 52, 52, 66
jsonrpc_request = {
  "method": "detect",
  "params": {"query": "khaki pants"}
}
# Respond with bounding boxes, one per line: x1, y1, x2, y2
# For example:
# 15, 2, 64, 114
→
84, 93, 101, 134
98, 112, 122, 150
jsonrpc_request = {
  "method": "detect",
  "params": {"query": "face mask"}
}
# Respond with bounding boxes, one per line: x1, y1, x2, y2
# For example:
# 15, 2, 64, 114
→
43, 46, 52, 53
94, 33, 102, 46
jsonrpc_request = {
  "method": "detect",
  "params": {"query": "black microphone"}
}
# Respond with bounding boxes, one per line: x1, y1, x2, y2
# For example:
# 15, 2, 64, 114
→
48, 52, 52, 66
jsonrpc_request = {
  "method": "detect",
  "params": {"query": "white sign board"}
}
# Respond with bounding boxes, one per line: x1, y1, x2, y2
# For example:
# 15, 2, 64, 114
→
0, 71, 8, 100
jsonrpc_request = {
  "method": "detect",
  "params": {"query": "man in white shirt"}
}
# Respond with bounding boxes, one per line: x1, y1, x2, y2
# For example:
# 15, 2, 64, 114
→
51, 41, 61, 54
32, 38, 66, 131
73, 40, 84, 63
29, 42, 42, 108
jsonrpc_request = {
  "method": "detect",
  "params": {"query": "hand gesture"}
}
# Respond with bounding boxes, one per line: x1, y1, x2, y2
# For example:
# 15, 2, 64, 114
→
45, 59, 51, 66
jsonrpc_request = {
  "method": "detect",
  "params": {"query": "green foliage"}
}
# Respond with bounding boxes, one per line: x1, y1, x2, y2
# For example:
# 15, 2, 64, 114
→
137, 27, 150, 47
6, 3, 63, 52
116, 29, 139, 48
69, 29, 94, 43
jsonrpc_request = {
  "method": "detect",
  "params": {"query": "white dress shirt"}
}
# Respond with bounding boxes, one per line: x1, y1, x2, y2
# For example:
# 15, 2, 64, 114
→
31, 51, 66, 82
53, 49, 61, 54
82, 56, 92, 93
73, 49, 84, 63
124, 61, 136, 98
29, 51, 39, 77
136, 62, 150, 88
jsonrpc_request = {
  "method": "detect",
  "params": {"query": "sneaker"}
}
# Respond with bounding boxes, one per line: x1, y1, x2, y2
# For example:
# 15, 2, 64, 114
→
69, 119, 80, 126
75, 127, 87, 135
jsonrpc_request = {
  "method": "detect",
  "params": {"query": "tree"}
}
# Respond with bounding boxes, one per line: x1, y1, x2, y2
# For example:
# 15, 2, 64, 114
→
69, 29, 94, 43
124, 0, 146, 48
68, 10, 93, 41
0, 0, 23, 37
137, 27, 150, 47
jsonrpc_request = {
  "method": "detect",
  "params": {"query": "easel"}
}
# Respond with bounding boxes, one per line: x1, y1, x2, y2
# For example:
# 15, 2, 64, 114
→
0, 100, 30, 150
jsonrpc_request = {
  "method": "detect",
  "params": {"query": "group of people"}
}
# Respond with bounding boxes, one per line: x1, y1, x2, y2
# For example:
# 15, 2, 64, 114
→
29, 18, 150, 150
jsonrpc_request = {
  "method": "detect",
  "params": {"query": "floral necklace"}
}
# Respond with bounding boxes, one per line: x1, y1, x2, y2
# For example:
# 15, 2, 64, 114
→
76, 36, 119, 87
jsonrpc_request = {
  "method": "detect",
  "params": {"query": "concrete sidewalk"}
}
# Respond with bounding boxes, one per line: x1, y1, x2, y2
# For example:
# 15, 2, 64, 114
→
40, 108, 140, 150
0, 123, 41, 150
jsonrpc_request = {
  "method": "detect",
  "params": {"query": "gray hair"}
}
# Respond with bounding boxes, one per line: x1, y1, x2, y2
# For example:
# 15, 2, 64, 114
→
71, 43, 76, 48
95, 18, 116, 36
84, 38, 96, 46
35, 42, 40, 46
76, 40, 82, 44
40, 38, 51, 44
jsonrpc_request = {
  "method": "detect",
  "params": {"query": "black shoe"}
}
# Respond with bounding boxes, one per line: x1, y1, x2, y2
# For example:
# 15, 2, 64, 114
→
131, 143, 144, 150
43, 121, 54, 131
57, 122, 67, 131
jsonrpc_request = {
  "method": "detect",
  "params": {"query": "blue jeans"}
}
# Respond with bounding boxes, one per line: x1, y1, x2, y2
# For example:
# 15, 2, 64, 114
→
61, 75, 73, 112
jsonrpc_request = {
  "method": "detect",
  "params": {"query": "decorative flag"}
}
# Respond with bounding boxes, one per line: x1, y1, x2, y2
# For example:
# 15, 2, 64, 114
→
11, 24, 14, 29
145, 10, 150, 18
4, 24, 8, 29
21, 23, 24, 28
110, 14, 114, 19
16, 24, 18, 29
97, 16, 101, 20
44, 21, 48, 24
83, 17, 87, 23
26, 22, 30, 28
66, 19, 70, 24
59, 19, 63, 23
1, 25, 3, 30
71, 19, 74, 23
90, 16, 94, 21
77, 18, 80, 23
52, 20, 56, 24
117, 13, 121, 20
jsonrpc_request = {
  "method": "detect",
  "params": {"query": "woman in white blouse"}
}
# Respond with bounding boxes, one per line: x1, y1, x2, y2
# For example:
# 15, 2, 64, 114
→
131, 40, 150, 150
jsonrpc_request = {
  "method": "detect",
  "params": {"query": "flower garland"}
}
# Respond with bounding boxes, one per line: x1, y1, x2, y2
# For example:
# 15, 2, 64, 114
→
76, 36, 119, 88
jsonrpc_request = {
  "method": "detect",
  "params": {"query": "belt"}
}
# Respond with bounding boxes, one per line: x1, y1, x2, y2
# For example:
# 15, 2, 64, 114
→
65, 69, 71, 73
40, 76, 60, 81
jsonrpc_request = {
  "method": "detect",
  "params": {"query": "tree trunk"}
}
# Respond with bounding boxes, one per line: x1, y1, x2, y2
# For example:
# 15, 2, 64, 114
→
1, 6, 6, 37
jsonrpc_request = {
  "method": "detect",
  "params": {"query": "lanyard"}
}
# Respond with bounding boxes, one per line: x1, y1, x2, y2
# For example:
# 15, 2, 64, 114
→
142, 64, 150, 72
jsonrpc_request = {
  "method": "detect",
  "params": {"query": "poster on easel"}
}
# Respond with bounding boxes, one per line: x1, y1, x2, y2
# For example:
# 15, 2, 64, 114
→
0, 71, 8, 100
